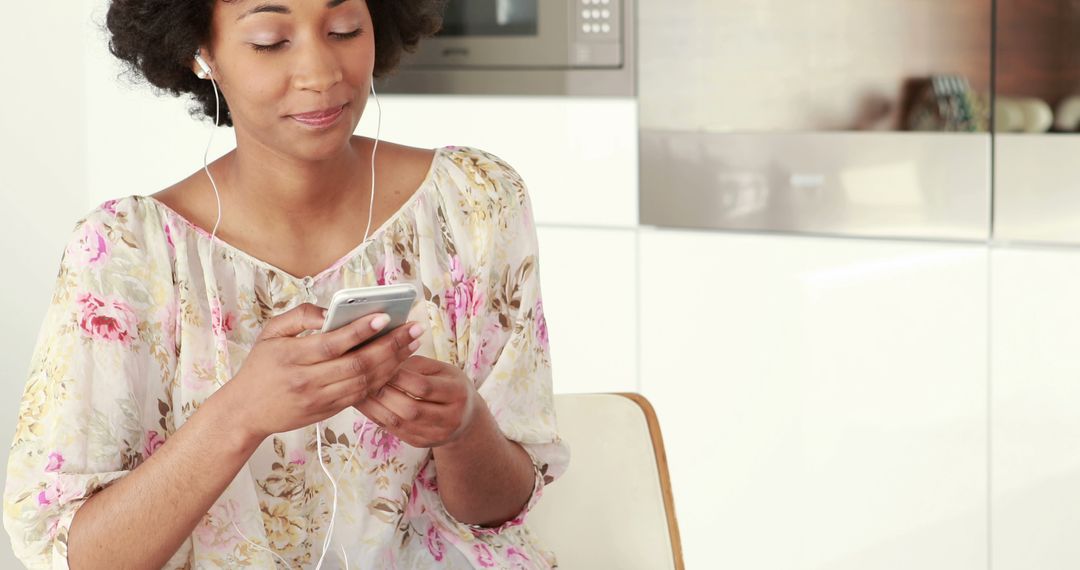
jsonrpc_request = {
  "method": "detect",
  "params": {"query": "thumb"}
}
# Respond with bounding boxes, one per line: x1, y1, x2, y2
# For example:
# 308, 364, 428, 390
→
258, 303, 327, 340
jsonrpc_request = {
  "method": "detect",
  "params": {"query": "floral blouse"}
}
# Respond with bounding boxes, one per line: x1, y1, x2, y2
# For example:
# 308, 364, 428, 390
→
3, 146, 569, 569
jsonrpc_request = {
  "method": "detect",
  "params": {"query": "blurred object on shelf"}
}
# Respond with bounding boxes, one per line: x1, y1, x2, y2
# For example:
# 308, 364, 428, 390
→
995, 96, 1054, 133
995, 0, 1080, 133
903, 75, 990, 132
639, 0, 991, 133
852, 94, 896, 131
1054, 95, 1080, 131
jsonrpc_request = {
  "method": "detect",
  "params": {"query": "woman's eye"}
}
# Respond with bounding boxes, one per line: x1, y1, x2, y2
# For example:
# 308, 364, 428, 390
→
331, 29, 362, 40
251, 41, 287, 53
249, 28, 360, 52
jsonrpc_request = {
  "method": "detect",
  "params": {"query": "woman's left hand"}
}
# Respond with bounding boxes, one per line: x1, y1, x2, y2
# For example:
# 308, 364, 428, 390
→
353, 355, 482, 448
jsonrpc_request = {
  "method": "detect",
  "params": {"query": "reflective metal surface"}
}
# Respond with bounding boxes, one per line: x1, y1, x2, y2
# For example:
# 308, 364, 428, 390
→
378, 0, 634, 97
407, 0, 622, 68
640, 131, 992, 241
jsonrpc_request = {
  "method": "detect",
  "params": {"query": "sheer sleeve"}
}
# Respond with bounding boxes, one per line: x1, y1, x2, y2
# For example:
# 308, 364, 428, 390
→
3, 203, 177, 569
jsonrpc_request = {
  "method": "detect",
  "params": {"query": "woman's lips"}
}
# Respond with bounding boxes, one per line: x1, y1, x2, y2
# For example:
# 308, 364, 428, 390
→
289, 104, 345, 128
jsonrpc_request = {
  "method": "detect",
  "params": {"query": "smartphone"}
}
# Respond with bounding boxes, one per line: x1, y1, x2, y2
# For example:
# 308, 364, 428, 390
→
320, 284, 418, 349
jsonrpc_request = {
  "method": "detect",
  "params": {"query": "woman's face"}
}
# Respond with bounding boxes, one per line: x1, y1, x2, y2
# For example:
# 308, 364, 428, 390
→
196, 0, 375, 161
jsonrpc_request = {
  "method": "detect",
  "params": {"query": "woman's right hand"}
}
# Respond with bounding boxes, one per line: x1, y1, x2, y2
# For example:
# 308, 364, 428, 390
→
216, 303, 424, 443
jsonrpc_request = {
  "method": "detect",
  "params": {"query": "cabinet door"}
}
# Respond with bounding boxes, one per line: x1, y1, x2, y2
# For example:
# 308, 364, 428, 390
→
991, 247, 1080, 570
639, 229, 988, 570
357, 95, 639, 228
537, 226, 637, 394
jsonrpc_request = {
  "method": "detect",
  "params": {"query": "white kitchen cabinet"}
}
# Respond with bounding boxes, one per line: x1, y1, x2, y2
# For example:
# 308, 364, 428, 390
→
536, 226, 638, 395
990, 246, 1080, 570
357, 95, 639, 229
639, 228, 989, 570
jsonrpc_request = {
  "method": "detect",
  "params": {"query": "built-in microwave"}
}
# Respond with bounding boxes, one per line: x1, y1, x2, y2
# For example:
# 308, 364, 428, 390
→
411, 0, 622, 68
380, 0, 635, 97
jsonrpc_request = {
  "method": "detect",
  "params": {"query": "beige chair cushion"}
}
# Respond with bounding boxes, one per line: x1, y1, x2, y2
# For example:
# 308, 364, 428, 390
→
528, 393, 679, 570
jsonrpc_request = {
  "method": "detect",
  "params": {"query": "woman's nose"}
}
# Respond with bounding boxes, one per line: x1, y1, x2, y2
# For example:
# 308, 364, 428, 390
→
292, 40, 344, 93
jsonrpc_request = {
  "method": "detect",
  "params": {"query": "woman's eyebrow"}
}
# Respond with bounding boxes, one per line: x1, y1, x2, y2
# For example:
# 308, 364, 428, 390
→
236, 0, 351, 21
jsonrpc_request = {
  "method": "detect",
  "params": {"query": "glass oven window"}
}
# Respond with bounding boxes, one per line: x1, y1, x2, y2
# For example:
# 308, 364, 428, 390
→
439, 0, 539, 37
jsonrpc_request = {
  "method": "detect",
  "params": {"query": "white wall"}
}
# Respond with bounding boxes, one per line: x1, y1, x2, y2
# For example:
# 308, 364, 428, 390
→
0, 3, 89, 567
82, 0, 236, 208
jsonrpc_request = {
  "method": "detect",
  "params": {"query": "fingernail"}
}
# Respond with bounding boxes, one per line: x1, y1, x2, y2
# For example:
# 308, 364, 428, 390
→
370, 314, 390, 330
408, 324, 424, 339
321, 308, 328, 318
408, 339, 421, 352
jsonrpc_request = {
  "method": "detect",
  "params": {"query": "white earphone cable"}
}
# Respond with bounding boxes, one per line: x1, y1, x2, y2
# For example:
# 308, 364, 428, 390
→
231, 520, 294, 568
313, 430, 341, 570
200, 54, 381, 569
311, 76, 381, 570
364, 77, 381, 242
205, 72, 223, 244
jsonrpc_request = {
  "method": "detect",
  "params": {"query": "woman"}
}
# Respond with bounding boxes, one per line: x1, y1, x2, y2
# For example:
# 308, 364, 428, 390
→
2, 0, 568, 568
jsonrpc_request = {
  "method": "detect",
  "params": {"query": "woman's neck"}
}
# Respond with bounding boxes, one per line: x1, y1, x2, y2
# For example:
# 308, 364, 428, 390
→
222, 133, 372, 236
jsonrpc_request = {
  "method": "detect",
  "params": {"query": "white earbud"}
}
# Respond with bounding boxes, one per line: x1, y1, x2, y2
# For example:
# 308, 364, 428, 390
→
194, 51, 212, 79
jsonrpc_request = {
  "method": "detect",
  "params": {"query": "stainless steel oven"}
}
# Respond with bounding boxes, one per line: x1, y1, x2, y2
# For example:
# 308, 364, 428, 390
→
379, 0, 635, 96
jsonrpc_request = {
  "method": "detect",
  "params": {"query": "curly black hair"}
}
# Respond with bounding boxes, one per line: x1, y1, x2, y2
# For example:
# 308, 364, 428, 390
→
105, 0, 444, 127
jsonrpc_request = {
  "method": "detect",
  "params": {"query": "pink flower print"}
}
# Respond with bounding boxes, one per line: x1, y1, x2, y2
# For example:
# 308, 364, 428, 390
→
473, 543, 496, 568
47, 517, 60, 539
507, 546, 531, 564
522, 201, 536, 233
156, 298, 179, 355
449, 254, 465, 283
415, 464, 439, 493
535, 298, 549, 352
424, 524, 446, 562
193, 500, 242, 551
36, 480, 62, 508
377, 257, 401, 285
470, 288, 484, 318
288, 448, 307, 466
44, 452, 64, 473
100, 199, 118, 215
164, 222, 175, 251
37, 479, 79, 511
181, 358, 215, 392
355, 418, 401, 461
144, 430, 165, 458
405, 481, 422, 517
470, 320, 502, 379
67, 222, 111, 269
370, 428, 401, 460
77, 292, 139, 346
444, 255, 483, 335
210, 299, 235, 337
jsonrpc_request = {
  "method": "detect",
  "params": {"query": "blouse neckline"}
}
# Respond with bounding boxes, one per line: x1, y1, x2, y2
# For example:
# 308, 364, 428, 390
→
137, 146, 444, 284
